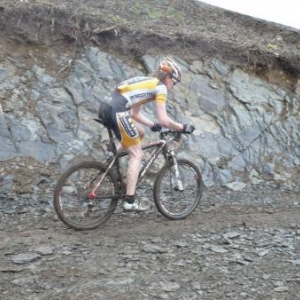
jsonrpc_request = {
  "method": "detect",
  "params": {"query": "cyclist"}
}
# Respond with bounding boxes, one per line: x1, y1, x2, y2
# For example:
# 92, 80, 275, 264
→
99, 57, 195, 212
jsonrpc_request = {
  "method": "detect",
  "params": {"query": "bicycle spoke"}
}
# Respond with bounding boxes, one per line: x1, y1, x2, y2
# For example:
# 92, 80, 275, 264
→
54, 161, 120, 230
153, 159, 203, 219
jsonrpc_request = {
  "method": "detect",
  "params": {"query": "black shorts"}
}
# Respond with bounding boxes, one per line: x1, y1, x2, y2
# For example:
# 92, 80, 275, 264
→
99, 99, 140, 148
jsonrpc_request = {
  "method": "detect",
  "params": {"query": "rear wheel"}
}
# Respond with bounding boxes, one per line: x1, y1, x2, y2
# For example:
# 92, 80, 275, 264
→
153, 159, 203, 220
53, 161, 120, 230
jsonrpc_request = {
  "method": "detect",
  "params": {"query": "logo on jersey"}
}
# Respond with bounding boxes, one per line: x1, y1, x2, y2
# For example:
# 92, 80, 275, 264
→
118, 113, 138, 138
129, 92, 152, 101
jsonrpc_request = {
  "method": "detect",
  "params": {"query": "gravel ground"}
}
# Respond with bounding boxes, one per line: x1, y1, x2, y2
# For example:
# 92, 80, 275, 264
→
1, 185, 300, 300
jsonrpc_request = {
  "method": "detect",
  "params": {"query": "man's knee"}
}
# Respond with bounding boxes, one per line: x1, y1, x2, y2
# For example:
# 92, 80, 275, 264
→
128, 146, 144, 161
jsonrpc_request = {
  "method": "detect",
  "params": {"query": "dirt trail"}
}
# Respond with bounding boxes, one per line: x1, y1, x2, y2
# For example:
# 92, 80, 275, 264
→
1, 187, 300, 299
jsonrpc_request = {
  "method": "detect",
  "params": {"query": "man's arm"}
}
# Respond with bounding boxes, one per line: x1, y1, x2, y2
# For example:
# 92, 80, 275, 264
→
131, 105, 155, 127
155, 102, 184, 131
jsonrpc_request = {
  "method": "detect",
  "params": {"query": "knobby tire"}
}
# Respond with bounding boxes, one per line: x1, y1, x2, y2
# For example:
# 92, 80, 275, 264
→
153, 159, 203, 220
53, 161, 120, 230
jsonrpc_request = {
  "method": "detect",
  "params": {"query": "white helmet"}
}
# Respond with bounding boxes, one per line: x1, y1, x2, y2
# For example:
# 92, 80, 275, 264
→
158, 57, 182, 84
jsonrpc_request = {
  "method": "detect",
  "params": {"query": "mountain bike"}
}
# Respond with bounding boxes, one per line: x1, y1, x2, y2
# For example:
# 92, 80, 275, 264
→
53, 118, 203, 230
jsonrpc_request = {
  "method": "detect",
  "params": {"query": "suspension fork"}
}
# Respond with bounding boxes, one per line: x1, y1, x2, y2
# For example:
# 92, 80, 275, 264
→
168, 150, 184, 191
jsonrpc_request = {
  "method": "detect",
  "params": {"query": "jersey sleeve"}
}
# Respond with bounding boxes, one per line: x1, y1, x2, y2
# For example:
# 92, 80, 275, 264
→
155, 83, 168, 104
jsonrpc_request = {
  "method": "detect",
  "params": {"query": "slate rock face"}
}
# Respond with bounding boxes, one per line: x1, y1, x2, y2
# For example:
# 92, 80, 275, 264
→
0, 48, 299, 200
0, 0, 299, 199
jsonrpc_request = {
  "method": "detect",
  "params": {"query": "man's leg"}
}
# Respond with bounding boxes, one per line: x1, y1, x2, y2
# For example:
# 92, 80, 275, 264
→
115, 112, 149, 211
116, 123, 145, 153
125, 144, 144, 196
135, 123, 145, 140
123, 143, 149, 211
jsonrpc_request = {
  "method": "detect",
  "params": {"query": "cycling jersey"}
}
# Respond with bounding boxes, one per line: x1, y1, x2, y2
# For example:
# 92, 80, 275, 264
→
100, 76, 168, 147
108, 76, 168, 111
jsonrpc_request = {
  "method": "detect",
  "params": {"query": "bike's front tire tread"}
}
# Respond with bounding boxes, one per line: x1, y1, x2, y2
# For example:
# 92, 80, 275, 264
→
153, 159, 203, 220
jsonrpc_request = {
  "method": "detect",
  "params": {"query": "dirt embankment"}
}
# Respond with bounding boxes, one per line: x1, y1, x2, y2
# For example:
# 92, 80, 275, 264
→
0, 0, 299, 91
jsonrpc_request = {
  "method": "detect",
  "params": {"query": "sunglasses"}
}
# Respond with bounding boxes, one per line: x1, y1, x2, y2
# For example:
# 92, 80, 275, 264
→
171, 78, 178, 86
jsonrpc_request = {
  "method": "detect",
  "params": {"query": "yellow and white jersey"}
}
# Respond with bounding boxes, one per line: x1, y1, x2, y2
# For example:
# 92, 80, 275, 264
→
109, 76, 167, 111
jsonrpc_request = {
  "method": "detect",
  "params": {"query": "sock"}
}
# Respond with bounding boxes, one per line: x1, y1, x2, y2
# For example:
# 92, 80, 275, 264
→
125, 195, 135, 204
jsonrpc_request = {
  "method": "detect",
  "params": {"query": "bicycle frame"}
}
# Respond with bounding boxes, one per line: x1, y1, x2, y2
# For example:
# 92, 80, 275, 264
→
53, 120, 202, 230
88, 121, 183, 200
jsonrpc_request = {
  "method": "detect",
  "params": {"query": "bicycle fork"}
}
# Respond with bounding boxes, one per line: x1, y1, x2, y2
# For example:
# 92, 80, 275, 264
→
169, 151, 184, 192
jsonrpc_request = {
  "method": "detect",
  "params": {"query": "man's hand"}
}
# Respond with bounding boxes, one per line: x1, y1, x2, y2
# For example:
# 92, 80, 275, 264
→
182, 124, 195, 134
151, 123, 162, 132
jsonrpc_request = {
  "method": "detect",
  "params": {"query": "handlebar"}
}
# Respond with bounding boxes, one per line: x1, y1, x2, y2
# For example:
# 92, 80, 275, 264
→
159, 128, 181, 134
159, 128, 194, 136
159, 128, 180, 138
158, 129, 183, 143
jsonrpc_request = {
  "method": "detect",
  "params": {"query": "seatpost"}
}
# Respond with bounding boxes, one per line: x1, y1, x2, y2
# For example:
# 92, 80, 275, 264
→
107, 127, 118, 156
105, 126, 123, 183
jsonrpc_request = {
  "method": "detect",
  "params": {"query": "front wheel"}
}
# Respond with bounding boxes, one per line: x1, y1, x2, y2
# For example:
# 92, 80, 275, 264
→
53, 161, 120, 230
153, 159, 203, 220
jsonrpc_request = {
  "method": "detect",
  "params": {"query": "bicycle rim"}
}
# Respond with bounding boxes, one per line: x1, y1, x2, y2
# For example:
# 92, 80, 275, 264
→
53, 161, 120, 230
153, 159, 203, 220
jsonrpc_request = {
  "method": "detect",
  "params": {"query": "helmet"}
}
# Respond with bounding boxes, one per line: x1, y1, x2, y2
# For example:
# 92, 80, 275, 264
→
158, 57, 182, 84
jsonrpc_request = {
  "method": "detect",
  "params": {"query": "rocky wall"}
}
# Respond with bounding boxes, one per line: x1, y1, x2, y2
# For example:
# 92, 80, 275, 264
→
0, 47, 299, 201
